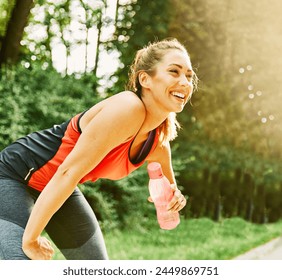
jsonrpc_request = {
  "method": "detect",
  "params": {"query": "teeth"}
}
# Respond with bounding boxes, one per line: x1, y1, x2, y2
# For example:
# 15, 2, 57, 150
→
171, 91, 185, 99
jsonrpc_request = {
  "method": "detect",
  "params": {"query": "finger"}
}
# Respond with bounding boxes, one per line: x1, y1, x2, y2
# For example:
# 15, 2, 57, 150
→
44, 247, 54, 260
41, 240, 52, 250
170, 200, 185, 212
40, 238, 55, 256
47, 239, 52, 246
167, 189, 182, 210
44, 238, 52, 246
44, 252, 53, 260
173, 196, 187, 212
168, 193, 187, 212
48, 252, 54, 260
49, 245, 55, 255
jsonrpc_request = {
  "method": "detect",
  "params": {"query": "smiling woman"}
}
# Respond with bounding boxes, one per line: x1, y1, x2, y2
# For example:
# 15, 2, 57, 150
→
127, 39, 198, 143
140, 51, 193, 112
0, 38, 196, 260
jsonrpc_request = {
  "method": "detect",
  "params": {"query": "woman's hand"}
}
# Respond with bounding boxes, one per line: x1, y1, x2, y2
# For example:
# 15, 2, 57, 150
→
22, 236, 54, 260
167, 184, 187, 212
147, 184, 187, 212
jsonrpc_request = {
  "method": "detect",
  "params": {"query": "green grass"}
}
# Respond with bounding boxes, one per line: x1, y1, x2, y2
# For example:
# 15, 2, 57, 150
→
50, 217, 282, 260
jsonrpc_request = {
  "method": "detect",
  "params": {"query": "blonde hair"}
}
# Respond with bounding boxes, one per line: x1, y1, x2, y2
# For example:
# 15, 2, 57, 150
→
127, 38, 197, 144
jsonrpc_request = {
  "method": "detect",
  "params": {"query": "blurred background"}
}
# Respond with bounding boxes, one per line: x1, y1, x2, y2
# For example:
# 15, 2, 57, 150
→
0, 0, 282, 257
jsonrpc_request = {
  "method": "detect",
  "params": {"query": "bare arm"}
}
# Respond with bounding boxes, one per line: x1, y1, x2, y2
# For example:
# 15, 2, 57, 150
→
147, 141, 176, 184
22, 93, 145, 259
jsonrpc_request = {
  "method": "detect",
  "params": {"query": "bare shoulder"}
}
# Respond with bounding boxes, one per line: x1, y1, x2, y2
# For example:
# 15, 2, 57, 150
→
102, 91, 145, 118
81, 91, 146, 131
112, 91, 145, 110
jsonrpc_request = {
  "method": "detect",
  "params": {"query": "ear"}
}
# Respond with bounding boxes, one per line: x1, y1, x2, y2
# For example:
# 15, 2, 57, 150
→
138, 71, 151, 89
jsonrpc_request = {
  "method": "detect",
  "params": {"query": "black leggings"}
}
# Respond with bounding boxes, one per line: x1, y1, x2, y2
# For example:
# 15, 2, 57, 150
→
0, 177, 109, 260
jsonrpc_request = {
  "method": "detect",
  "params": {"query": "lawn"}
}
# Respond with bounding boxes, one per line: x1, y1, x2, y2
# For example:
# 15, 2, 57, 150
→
50, 217, 282, 260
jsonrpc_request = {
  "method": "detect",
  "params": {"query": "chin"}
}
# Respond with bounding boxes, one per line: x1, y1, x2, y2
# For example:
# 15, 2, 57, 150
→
174, 106, 185, 113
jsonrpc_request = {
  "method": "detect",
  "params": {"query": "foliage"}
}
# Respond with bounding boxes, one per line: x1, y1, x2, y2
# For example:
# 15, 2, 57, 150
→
166, 0, 282, 223
168, 0, 282, 161
173, 136, 282, 223
106, 218, 282, 260
105, 0, 172, 94
0, 62, 100, 148
49, 217, 282, 260
0, 0, 282, 228
0, 0, 15, 38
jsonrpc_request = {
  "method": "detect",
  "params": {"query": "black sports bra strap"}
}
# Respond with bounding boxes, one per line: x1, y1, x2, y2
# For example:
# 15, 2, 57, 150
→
77, 109, 89, 133
131, 129, 156, 164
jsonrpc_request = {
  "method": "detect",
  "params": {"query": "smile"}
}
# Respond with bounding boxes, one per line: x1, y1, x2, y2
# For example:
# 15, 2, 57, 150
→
171, 91, 185, 100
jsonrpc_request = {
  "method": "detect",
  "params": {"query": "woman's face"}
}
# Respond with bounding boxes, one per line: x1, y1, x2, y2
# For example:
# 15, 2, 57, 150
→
145, 49, 194, 113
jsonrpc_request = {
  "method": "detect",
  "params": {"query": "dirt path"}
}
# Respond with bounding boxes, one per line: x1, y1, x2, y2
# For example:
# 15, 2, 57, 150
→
233, 237, 282, 260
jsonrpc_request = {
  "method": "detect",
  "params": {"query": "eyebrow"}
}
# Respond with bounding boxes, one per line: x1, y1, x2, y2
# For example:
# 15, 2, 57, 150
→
168, 63, 193, 73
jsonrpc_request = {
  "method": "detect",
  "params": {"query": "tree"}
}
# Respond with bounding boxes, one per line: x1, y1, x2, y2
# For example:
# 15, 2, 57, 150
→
167, 0, 282, 161
0, 0, 16, 40
0, 0, 34, 66
21, 0, 109, 77
106, 0, 171, 94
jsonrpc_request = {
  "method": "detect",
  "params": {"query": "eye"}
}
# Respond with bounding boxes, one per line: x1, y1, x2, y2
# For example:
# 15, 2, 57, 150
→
169, 69, 179, 75
186, 74, 193, 80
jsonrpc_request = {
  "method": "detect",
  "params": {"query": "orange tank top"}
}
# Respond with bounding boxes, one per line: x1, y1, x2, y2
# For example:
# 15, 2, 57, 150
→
27, 113, 159, 191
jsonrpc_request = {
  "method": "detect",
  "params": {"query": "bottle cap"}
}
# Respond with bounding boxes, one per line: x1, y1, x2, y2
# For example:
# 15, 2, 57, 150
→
147, 162, 164, 179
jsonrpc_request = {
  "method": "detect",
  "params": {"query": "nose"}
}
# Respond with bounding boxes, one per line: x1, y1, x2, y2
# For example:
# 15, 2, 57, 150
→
179, 74, 192, 88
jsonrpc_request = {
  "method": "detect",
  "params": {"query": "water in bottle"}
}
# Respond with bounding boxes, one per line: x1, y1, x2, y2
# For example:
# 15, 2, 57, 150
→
147, 162, 180, 230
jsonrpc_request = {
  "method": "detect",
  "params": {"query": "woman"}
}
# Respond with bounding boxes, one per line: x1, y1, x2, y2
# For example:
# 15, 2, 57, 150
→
0, 38, 196, 260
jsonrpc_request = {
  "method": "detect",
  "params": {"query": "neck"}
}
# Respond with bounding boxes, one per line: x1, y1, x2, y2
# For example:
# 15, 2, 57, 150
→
140, 93, 170, 133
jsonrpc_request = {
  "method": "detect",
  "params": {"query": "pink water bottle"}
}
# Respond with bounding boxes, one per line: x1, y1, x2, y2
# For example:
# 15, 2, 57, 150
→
147, 162, 180, 230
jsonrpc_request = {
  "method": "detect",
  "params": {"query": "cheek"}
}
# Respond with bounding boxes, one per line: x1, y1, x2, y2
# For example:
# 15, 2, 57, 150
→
190, 83, 194, 93
152, 78, 169, 93
187, 81, 194, 93
184, 86, 193, 105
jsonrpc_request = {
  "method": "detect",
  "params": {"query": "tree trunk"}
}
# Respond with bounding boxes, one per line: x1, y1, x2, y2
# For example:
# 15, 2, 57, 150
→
93, 19, 102, 77
0, 0, 34, 66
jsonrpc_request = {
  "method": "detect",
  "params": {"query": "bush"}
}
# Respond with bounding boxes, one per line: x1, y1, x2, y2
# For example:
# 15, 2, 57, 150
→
0, 63, 100, 148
